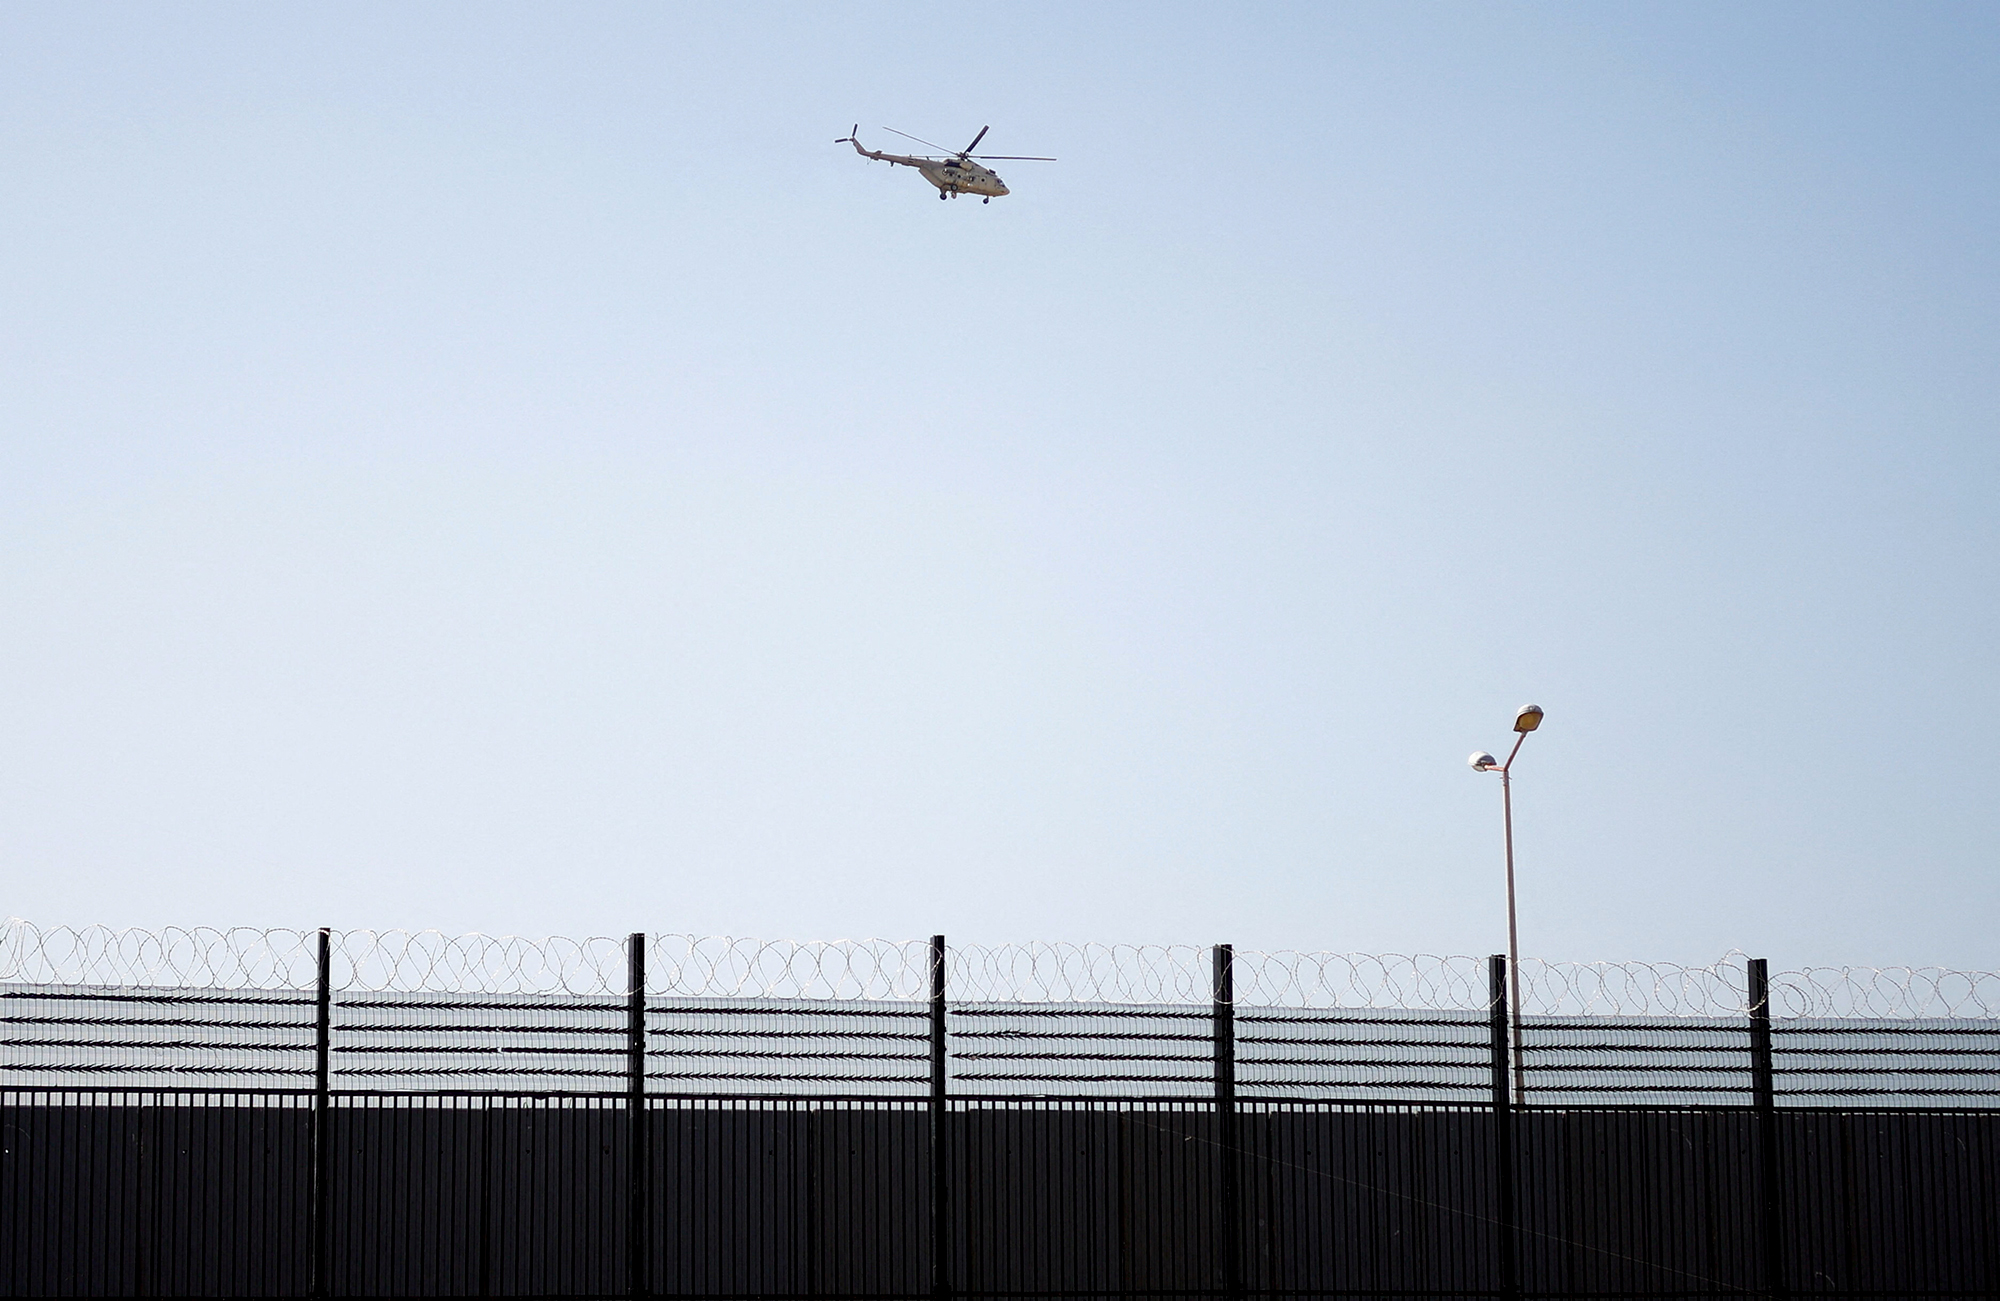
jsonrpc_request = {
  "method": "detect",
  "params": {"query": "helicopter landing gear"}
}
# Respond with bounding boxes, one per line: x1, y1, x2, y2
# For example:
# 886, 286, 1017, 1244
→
938, 190, 947, 201
982, 197, 990, 204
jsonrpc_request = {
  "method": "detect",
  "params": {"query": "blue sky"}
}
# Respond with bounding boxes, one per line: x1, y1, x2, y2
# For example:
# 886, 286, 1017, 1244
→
2, 3, 1995, 969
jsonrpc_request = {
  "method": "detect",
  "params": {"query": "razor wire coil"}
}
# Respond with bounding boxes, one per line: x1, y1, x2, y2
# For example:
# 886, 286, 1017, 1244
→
3, 919, 1997, 1018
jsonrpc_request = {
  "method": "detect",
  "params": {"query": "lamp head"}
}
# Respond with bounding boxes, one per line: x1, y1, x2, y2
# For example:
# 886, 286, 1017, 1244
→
1513, 704, 1544, 734
1469, 751, 1499, 771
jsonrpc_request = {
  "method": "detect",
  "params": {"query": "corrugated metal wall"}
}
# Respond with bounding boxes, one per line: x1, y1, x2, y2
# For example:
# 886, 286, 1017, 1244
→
3, 1090, 1998, 1298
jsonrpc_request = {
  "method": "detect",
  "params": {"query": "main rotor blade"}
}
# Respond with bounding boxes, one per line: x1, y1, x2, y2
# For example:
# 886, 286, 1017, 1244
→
971, 154, 1057, 161
882, 126, 957, 154
961, 125, 990, 156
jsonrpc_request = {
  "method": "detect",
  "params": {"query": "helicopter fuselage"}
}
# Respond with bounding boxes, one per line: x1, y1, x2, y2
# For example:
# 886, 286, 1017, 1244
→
919, 161, 1007, 197
845, 140, 1009, 199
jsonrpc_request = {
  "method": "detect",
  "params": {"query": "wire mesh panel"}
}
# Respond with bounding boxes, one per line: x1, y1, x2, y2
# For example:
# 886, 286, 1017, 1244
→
331, 991, 627, 1093
1237, 1009, 1490, 1103
0, 985, 315, 1090
1519, 1015, 1754, 1106
648, 998, 931, 1098
947, 1004, 1214, 1098
1773, 1019, 2000, 1105
0, 1088, 311, 1297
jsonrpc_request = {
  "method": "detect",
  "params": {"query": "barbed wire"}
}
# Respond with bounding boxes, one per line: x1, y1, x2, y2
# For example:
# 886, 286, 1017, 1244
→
950, 943, 1210, 1004
337, 930, 630, 994
650, 936, 933, 1000
1517, 959, 2000, 1018
1767, 966, 2000, 1019
1233, 951, 1491, 1010
2, 920, 1996, 1017
0, 922, 320, 989
1517, 958, 1751, 1018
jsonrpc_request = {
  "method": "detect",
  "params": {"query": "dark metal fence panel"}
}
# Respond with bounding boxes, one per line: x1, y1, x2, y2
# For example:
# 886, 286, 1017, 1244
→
484, 1097, 626, 1299
10, 1090, 2000, 1298
953, 1099, 1223, 1299
644, 1097, 931, 1300
1513, 1107, 1763, 1299
797, 1100, 929, 1299
0, 1089, 311, 1298
1240, 1101, 1502, 1299
324, 1097, 484, 1298
321, 1094, 625, 1299
1779, 1108, 2000, 1298
652, 1100, 803, 1299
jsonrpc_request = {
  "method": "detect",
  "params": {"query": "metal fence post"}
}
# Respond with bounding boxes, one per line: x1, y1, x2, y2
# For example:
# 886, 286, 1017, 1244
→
628, 933, 649, 1299
310, 926, 333, 1299
1213, 943, 1241, 1300
929, 934, 950, 1301
1488, 954, 1520, 1301
1748, 957, 1786, 1300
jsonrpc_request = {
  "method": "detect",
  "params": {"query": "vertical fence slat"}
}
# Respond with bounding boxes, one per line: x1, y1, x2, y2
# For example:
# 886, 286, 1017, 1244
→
1749, 955, 1787, 1300
309, 926, 332, 1300
1489, 953, 1521, 1301
929, 933, 950, 1301
627, 932, 649, 1300
1213, 943, 1240, 1301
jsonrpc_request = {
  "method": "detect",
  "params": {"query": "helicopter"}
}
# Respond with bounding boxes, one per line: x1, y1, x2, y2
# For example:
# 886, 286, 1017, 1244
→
835, 125, 1054, 202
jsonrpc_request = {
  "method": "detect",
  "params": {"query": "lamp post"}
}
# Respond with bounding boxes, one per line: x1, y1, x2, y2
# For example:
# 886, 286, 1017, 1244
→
1469, 704, 1543, 1106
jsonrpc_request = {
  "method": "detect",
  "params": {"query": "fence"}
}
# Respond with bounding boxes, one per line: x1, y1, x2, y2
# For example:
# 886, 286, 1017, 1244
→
2, 922, 1998, 1298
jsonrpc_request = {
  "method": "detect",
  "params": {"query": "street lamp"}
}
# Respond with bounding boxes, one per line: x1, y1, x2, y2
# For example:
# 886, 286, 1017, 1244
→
1469, 704, 1544, 1105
